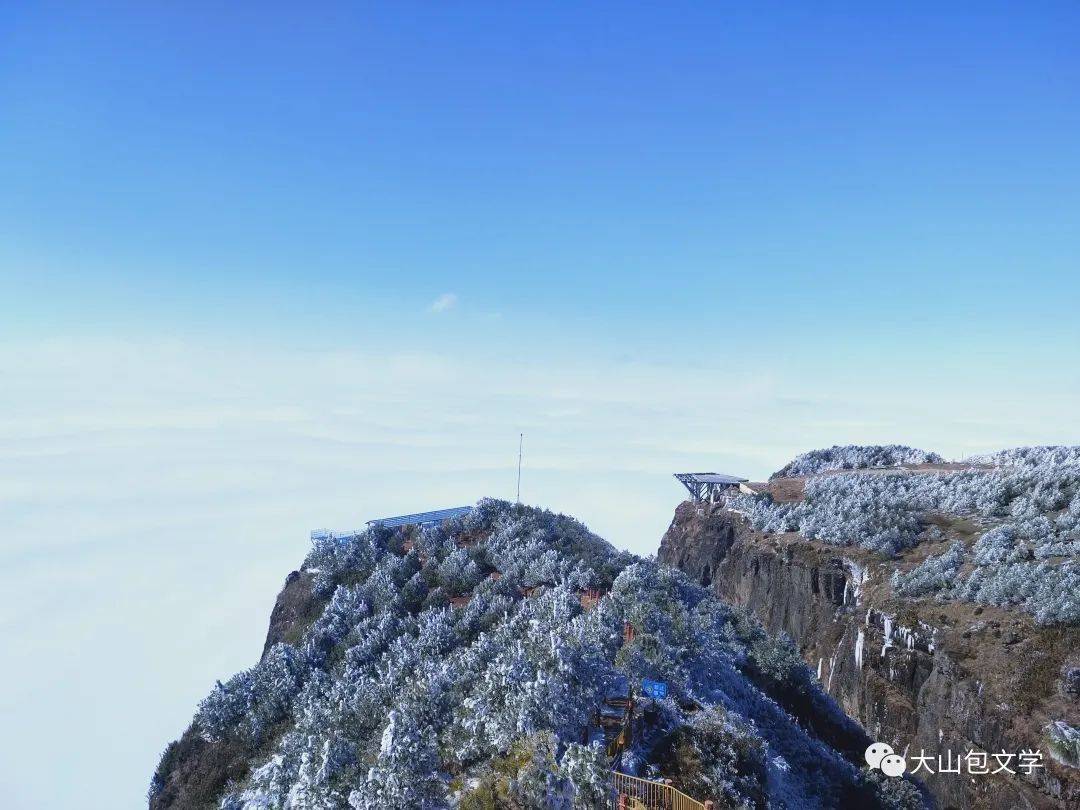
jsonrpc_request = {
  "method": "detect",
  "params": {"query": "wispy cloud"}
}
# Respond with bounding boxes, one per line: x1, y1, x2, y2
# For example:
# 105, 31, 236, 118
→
428, 292, 458, 313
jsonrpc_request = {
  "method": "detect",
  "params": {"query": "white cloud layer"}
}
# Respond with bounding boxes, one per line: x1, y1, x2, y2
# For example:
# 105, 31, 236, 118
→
0, 336, 1076, 808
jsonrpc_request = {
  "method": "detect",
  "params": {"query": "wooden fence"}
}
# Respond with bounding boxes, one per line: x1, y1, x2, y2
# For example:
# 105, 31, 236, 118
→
609, 771, 708, 810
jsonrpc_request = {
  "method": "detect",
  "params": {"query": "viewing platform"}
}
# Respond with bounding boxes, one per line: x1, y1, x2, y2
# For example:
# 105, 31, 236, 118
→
673, 472, 750, 503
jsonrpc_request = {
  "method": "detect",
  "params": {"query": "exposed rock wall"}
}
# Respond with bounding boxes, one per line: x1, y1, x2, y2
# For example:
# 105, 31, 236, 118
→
659, 501, 1080, 810
151, 571, 323, 810
261, 569, 321, 656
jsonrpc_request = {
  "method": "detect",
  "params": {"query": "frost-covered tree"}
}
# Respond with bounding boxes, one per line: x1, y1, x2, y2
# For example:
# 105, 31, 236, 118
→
558, 742, 610, 809
950, 560, 1080, 624
351, 710, 442, 809
968, 446, 1080, 467
161, 499, 899, 809
435, 548, 482, 596
658, 705, 767, 810
862, 768, 924, 810
971, 526, 1017, 565
196, 643, 306, 745
891, 542, 965, 597
729, 446, 1080, 623
771, 445, 944, 479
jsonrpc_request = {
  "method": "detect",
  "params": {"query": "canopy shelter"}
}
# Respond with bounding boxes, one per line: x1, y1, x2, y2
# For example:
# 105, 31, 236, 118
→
312, 506, 474, 543
366, 506, 473, 529
673, 472, 748, 503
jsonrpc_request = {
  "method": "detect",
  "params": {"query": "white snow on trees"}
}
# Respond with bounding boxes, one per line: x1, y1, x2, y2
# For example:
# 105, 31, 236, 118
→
770, 445, 944, 479
735, 445, 1080, 625
174, 499, 889, 809
891, 542, 965, 597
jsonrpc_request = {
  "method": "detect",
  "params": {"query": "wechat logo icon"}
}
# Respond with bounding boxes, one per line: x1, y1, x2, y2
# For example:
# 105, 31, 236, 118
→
866, 742, 907, 777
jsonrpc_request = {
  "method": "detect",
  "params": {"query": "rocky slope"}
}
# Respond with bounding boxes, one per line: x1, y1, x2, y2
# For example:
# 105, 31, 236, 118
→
659, 448, 1080, 810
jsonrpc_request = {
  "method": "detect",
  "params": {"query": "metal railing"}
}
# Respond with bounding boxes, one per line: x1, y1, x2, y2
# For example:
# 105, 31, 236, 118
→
609, 772, 707, 810
310, 528, 364, 543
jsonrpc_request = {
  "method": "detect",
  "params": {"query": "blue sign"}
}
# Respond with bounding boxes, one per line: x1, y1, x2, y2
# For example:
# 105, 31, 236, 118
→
641, 678, 668, 700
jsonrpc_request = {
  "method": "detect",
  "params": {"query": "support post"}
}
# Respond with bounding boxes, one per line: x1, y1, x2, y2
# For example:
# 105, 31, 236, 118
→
516, 433, 523, 503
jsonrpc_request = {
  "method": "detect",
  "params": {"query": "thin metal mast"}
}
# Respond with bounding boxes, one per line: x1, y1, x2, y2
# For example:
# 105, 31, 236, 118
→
516, 433, 523, 503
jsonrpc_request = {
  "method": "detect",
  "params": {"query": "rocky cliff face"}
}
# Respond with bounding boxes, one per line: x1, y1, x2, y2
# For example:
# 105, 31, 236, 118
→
150, 571, 326, 810
660, 500, 1080, 810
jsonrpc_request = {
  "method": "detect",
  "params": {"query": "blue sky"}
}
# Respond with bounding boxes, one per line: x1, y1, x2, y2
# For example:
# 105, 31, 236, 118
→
2, 3, 1079, 808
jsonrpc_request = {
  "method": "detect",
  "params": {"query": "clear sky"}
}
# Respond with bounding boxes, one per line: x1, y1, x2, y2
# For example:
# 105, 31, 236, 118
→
2, 3, 1079, 807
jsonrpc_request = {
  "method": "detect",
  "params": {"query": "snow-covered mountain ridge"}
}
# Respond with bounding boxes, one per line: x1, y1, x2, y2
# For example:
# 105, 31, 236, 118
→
660, 445, 1080, 810
151, 500, 917, 809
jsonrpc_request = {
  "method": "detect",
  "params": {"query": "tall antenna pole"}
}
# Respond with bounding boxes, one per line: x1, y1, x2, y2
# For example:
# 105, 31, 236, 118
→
516, 433, 523, 503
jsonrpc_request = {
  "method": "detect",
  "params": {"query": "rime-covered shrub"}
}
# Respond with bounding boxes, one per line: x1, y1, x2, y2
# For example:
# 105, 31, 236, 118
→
968, 446, 1080, 467
557, 742, 611, 808
891, 542, 965, 597
862, 768, 924, 810
196, 643, 307, 745
971, 527, 1017, 565
1036, 540, 1080, 559
435, 548, 482, 596
456, 733, 605, 810
350, 710, 442, 809
745, 631, 807, 692
661, 705, 767, 810
950, 560, 1080, 625
305, 527, 390, 597
731, 446, 1080, 622
771, 445, 944, 479
734, 472, 927, 554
